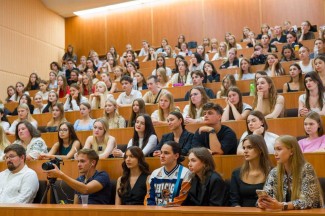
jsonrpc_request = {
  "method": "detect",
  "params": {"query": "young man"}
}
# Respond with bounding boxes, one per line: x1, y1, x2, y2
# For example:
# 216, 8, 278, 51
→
0, 144, 39, 203
270, 26, 287, 45
65, 58, 75, 81
142, 75, 168, 104
192, 102, 237, 155
116, 76, 142, 106
45, 149, 111, 204
310, 38, 325, 59
184, 70, 215, 101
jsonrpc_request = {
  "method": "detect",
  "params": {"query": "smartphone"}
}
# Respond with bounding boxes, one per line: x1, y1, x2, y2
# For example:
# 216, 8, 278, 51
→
256, 189, 268, 198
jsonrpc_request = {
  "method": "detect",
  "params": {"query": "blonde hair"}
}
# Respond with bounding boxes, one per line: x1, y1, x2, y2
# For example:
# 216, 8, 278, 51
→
92, 118, 110, 152
92, 81, 110, 109
47, 103, 67, 127
103, 98, 123, 128
17, 104, 35, 122
239, 58, 253, 80
158, 92, 175, 121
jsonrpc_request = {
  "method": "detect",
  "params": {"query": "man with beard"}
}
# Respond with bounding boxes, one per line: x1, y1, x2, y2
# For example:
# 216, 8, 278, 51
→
0, 144, 39, 203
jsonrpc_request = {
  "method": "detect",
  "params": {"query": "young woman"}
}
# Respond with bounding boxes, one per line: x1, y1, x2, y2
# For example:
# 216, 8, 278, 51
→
314, 55, 325, 86
46, 103, 67, 132
6, 104, 37, 135
196, 45, 209, 61
298, 111, 325, 152
280, 45, 297, 62
183, 147, 228, 206
36, 80, 49, 100
80, 74, 94, 96
25, 72, 40, 91
62, 45, 77, 64
114, 66, 124, 82
12, 120, 48, 160
63, 83, 88, 111
0, 108, 10, 131
254, 76, 285, 118
260, 34, 277, 54
78, 55, 87, 72
230, 135, 272, 207
227, 35, 242, 50
33, 93, 46, 114
178, 42, 191, 57
208, 38, 218, 53
153, 111, 193, 157
83, 118, 117, 159
126, 62, 138, 78
134, 71, 147, 90
74, 102, 95, 131
170, 60, 192, 85
171, 55, 185, 74
299, 71, 325, 116
89, 81, 113, 109
142, 47, 157, 62
241, 26, 251, 42
237, 111, 279, 154
203, 61, 220, 83
189, 53, 205, 72
115, 146, 150, 205
258, 135, 323, 210
138, 40, 150, 57
40, 122, 81, 159
103, 98, 126, 129
0, 125, 10, 160
10, 94, 34, 116
101, 54, 115, 73
151, 92, 178, 126
14, 81, 29, 102
50, 61, 63, 75
48, 71, 58, 90
221, 87, 252, 121
151, 56, 172, 77
165, 45, 176, 58
110, 46, 120, 63
122, 50, 139, 69
86, 67, 99, 85
263, 54, 285, 76
283, 63, 305, 93
128, 98, 146, 127
183, 86, 209, 124
156, 68, 169, 88
216, 74, 236, 99
42, 90, 59, 113
5, 85, 16, 103
145, 141, 192, 206
286, 31, 303, 49
211, 42, 228, 61
84, 58, 98, 74
250, 43, 267, 65
113, 114, 157, 157
176, 34, 186, 50
219, 48, 240, 69
237, 58, 255, 80
156, 38, 168, 55
57, 75, 70, 98
298, 46, 314, 74
256, 23, 270, 40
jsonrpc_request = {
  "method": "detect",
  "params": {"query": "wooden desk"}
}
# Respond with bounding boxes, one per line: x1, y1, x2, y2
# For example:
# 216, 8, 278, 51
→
1, 204, 325, 216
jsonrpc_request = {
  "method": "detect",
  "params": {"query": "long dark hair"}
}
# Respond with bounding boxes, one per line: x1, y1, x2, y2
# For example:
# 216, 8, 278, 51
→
173, 55, 185, 74
68, 83, 82, 107
118, 146, 150, 197
128, 98, 146, 127
132, 114, 157, 150
203, 61, 219, 80
156, 56, 166, 70
168, 111, 185, 130
304, 71, 325, 110
189, 147, 216, 183
288, 63, 305, 91
57, 122, 80, 154
246, 111, 268, 136
227, 87, 243, 120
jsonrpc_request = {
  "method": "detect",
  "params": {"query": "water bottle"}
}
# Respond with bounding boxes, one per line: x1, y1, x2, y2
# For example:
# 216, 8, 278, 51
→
132, 77, 137, 90
314, 45, 318, 58
249, 82, 255, 96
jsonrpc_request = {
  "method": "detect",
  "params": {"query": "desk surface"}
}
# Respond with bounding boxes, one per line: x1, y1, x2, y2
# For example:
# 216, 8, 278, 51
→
0, 204, 324, 216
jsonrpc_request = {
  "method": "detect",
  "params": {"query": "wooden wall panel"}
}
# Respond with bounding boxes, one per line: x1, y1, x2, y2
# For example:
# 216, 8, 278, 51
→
0, 0, 65, 100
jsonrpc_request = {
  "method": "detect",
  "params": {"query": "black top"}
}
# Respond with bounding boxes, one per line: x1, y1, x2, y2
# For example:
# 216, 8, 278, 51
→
155, 130, 193, 156
204, 74, 220, 83
270, 35, 287, 44
192, 125, 238, 155
250, 54, 267, 65
184, 87, 215, 101
121, 173, 148, 205
219, 59, 240, 69
286, 82, 298, 93
229, 168, 265, 207
183, 171, 228, 206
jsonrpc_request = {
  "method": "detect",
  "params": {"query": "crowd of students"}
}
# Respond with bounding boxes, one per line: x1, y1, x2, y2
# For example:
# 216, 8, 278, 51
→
0, 19, 325, 209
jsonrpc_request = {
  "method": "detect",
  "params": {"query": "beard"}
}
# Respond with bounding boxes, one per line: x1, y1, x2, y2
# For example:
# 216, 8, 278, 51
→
7, 162, 17, 171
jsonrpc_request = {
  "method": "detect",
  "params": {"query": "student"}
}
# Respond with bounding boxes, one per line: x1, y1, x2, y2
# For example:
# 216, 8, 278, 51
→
63, 83, 88, 111
153, 111, 193, 157
196, 44, 209, 61
257, 135, 323, 210
183, 86, 210, 124
143, 47, 157, 62
183, 147, 228, 206
74, 102, 95, 131
211, 41, 228, 61
286, 31, 303, 50
10, 94, 34, 116
116, 76, 142, 107
101, 72, 117, 94
113, 114, 157, 157
134, 71, 147, 90
40, 122, 81, 159
219, 48, 239, 69
48, 71, 58, 90
314, 55, 325, 86
42, 90, 59, 113
36, 80, 50, 100
80, 74, 94, 96
280, 45, 297, 62
254, 76, 285, 118
33, 93, 46, 114
83, 118, 117, 159
202, 61, 220, 83
192, 102, 237, 155
24, 72, 40, 91
270, 25, 287, 45
230, 135, 272, 207
89, 81, 114, 109
216, 74, 236, 99
57, 75, 70, 98
237, 58, 255, 80
298, 46, 314, 74
298, 20, 315, 42
227, 35, 242, 50
103, 98, 126, 129
128, 98, 146, 127
151, 56, 172, 77
299, 111, 325, 152
145, 141, 192, 206
250, 43, 267, 65
189, 53, 205, 72
221, 87, 252, 121
283, 63, 305, 93
5, 85, 16, 103
113, 66, 124, 82
156, 68, 169, 88
0, 108, 10, 131
151, 92, 178, 126
6, 104, 37, 135
263, 54, 285, 77
46, 103, 67, 132
237, 111, 279, 155
298, 71, 325, 116
14, 82, 29, 102
184, 71, 215, 101
170, 60, 192, 85
115, 146, 150, 205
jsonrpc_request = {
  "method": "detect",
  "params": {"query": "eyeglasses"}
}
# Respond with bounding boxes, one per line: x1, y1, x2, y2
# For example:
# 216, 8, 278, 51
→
59, 128, 69, 133
5, 155, 18, 160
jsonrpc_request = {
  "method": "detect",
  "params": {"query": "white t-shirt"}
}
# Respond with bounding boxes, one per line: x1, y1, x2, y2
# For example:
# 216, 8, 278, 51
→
237, 131, 279, 154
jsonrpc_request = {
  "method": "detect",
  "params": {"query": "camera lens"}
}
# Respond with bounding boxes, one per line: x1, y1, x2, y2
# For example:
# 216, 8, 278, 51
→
42, 162, 54, 171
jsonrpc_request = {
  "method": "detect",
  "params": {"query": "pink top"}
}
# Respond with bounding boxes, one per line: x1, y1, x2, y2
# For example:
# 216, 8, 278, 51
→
298, 135, 325, 153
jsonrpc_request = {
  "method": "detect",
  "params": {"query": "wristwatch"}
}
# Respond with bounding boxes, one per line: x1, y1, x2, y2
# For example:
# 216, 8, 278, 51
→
209, 129, 216, 134
282, 202, 288, 210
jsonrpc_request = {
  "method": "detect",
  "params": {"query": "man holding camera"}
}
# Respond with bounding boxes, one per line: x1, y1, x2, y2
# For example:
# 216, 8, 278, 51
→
0, 144, 39, 203
44, 149, 111, 204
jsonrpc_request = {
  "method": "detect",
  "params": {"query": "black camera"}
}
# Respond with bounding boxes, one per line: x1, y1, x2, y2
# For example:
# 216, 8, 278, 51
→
42, 157, 63, 171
